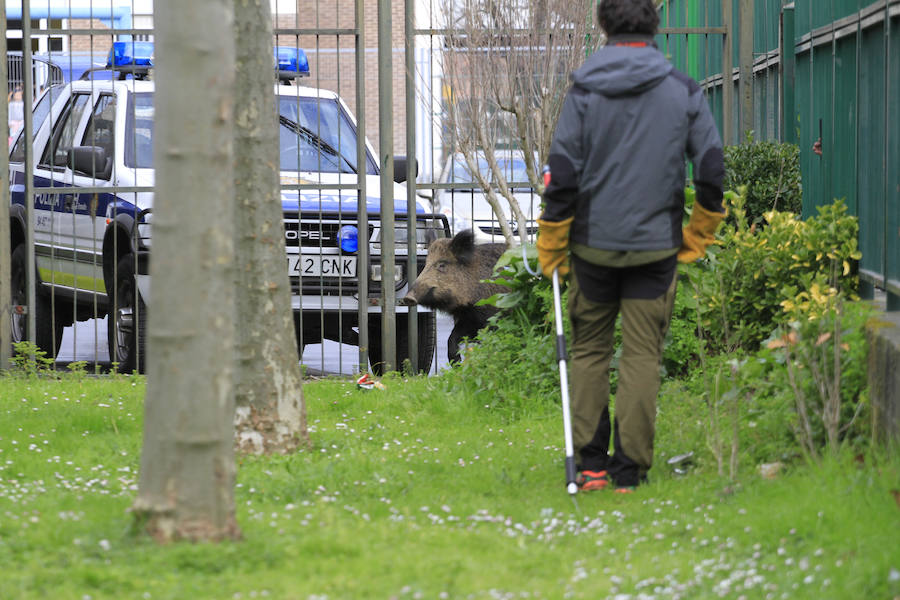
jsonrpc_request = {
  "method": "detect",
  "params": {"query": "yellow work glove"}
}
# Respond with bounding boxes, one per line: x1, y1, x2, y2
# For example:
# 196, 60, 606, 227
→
678, 201, 726, 263
537, 216, 574, 278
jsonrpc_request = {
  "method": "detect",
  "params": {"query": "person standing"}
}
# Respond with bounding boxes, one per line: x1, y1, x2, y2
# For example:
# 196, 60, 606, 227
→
537, 0, 726, 492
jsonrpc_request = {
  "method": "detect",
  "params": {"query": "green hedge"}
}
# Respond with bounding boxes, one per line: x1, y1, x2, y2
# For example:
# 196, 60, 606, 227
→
724, 134, 801, 223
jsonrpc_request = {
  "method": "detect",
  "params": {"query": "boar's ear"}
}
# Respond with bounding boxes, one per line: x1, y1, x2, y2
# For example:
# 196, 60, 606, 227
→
449, 229, 476, 265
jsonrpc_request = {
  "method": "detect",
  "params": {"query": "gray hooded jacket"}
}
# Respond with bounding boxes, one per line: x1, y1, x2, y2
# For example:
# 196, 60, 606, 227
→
542, 37, 724, 254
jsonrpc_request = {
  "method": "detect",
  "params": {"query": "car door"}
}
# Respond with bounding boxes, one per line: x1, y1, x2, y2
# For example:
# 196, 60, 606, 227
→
33, 91, 93, 294
69, 91, 118, 299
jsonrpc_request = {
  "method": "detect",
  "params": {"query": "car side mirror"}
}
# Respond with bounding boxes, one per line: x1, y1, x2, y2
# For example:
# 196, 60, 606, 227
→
69, 146, 112, 180
393, 155, 418, 184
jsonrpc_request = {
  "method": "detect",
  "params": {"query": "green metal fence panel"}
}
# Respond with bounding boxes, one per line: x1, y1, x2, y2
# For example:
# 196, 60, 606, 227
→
832, 35, 859, 215
812, 0, 836, 30
782, 4, 798, 144
834, 0, 862, 21
657, 0, 729, 139
856, 21, 886, 281
659, 0, 726, 77
752, 65, 777, 139
659, 0, 895, 304
795, 51, 818, 215
753, 0, 782, 53
887, 15, 900, 306
794, 0, 811, 41
811, 44, 835, 207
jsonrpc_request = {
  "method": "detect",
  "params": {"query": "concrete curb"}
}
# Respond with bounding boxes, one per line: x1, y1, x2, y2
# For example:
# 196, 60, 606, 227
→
867, 310, 900, 446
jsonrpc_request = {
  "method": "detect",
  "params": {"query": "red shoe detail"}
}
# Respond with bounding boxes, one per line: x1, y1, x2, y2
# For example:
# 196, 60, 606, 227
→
578, 470, 610, 491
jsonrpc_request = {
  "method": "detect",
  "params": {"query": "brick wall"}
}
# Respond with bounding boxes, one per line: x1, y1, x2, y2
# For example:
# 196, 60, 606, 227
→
68, 19, 114, 54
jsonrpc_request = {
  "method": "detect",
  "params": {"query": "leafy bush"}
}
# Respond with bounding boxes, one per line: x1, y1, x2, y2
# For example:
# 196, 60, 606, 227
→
663, 283, 702, 378
682, 193, 861, 354
724, 133, 801, 223
10, 341, 56, 377
762, 296, 872, 458
438, 245, 560, 417
679, 299, 873, 472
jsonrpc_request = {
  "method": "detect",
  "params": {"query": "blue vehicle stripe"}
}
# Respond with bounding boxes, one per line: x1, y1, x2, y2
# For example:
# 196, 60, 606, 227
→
11, 171, 138, 219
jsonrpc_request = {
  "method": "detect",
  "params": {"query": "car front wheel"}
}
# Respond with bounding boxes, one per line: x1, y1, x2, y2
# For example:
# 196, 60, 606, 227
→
107, 254, 146, 373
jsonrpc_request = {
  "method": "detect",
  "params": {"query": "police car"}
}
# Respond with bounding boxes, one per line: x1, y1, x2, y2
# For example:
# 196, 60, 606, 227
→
8, 42, 446, 373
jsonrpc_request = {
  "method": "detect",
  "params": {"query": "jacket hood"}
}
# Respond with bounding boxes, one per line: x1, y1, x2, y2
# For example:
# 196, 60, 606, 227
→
571, 38, 673, 97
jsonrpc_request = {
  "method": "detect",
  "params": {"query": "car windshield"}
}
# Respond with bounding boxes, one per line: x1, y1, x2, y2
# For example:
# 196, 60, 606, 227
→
124, 92, 376, 174
449, 156, 530, 185
279, 96, 375, 174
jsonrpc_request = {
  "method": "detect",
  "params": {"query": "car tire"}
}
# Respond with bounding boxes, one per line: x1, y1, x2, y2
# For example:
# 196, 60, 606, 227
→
9, 244, 65, 360
108, 254, 146, 374
367, 311, 436, 376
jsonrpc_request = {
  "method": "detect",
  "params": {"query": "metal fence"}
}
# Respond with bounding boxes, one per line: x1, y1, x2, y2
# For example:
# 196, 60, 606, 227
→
661, 0, 899, 310
0, 0, 455, 376
13, 0, 891, 379
790, 0, 900, 309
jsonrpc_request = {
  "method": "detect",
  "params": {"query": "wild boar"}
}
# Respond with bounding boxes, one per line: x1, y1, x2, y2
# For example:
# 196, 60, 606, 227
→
405, 229, 507, 362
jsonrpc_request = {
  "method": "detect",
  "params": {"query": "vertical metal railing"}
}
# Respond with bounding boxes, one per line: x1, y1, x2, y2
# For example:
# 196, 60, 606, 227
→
378, 0, 397, 374
355, 0, 369, 374
405, 0, 419, 373
22, 3, 36, 357
0, 0, 10, 371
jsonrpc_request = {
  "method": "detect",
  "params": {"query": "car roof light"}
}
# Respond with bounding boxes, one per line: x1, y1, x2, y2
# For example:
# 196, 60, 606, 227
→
107, 41, 154, 68
276, 47, 310, 81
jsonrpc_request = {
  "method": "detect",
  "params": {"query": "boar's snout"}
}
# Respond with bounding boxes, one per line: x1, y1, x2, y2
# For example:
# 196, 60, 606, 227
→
401, 290, 418, 305
404, 279, 437, 307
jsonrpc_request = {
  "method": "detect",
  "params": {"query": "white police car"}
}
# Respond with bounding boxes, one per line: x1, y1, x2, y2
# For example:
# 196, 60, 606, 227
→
8, 42, 446, 373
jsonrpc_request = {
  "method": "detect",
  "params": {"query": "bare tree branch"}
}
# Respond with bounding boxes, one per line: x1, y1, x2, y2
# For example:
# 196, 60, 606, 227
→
433, 0, 600, 245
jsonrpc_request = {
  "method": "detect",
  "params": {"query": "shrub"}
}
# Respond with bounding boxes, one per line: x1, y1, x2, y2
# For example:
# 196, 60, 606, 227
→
724, 133, 801, 223
682, 193, 861, 354
438, 245, 560, 417
762, 295, 872, 459
10, 341, 56, 378
663, 283, 702, 379
680, 299, 873, 472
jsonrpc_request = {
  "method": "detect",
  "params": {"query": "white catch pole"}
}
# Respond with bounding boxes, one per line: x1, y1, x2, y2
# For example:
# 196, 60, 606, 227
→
552, 269, 578, 495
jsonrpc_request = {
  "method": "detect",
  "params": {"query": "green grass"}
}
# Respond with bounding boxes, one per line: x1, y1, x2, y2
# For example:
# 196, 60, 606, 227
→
0, 373, 898, 599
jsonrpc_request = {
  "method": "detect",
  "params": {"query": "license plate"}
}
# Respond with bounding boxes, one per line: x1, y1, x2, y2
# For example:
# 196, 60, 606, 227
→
287, 254, 357, 277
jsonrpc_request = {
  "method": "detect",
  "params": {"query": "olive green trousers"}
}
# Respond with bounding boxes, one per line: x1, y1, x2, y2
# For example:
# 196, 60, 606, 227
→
567, 259, 678, 486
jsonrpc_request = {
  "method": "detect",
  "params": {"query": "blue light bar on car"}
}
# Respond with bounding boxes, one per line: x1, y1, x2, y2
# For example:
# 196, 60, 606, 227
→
107, 41, 154, 68
275, 47, 310, 78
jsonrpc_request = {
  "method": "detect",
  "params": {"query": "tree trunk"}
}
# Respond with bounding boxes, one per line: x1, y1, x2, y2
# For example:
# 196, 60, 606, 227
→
232, 0, 307, 454
132, 0, 240, 543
